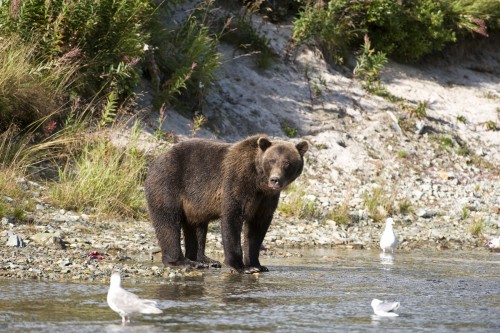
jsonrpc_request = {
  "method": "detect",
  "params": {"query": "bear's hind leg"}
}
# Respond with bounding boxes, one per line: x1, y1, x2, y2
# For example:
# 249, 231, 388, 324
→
149, 206, 195, 268
183, 223, 221, 268
195, 224, 221, 268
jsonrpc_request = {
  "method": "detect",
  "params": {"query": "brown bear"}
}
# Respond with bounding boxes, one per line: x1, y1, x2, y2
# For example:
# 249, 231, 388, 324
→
144, 134, 308, 273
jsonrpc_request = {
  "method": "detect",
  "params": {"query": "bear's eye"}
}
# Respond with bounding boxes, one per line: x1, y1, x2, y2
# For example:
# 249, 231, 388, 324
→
283, 161, 290, 168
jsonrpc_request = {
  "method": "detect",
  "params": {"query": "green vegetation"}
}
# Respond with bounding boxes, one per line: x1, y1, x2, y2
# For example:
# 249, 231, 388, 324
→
0, 36, 77, 131
398, 198, 414, 216
461, 206, 470, 220
0, 0, 155, 97
152, 7, 222, 112
51, 136, 148, 219
397, 150, 408, 159
293, 0, 499, 64
363, 186, 395, 222
468, 216, 485, 236
436, 135, 455, 151
328, 202, 351, 225
221, 10, 275, 69
278, 184, 322, 220
282, 122, 298, 138
484, 120, 499, 131
1, 0, 499, 221
354, 35, 388, 92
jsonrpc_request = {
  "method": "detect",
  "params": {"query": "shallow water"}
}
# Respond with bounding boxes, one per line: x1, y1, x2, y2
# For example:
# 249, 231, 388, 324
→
1, 249, 499, 332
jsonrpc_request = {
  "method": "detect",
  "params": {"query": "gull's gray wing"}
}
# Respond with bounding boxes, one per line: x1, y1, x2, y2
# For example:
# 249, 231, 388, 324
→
376, 301, 400, 312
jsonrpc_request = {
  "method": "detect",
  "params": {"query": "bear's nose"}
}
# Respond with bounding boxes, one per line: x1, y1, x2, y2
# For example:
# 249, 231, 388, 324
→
270, 176, 280, 186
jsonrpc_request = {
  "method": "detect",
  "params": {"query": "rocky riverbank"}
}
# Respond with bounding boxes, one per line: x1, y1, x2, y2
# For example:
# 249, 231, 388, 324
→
1, 155, 498, 282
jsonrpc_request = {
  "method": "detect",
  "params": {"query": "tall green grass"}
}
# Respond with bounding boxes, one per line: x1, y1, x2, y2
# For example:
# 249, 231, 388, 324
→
50, 133, 149, 219
0, 36, 77, 130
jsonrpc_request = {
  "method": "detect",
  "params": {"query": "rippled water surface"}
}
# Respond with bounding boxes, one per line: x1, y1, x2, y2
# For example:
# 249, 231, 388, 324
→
1, 249, 499, 332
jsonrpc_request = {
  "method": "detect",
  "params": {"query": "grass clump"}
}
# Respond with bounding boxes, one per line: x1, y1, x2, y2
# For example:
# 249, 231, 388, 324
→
282, 122, 298, 138
457, 115, 467, 123
363, 186, 395, 222
327, 202, 351, 226
51, 137, 148, 219
483, 120, 498, 131
397, 150, 408, 159
398, 198, 414, 215
468, 216, 485, 236
278, 184, 322, 220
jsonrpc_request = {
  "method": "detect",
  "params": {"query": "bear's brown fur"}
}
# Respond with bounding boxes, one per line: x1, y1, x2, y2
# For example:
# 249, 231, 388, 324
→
144, 134, 308, 273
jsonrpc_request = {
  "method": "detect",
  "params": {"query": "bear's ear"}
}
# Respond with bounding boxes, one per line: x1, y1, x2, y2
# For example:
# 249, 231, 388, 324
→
257, 137, 272, 151
296, 141, 308, 157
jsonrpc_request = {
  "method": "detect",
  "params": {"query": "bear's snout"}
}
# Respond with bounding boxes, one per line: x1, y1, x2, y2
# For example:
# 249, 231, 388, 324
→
268, 176, 283, 190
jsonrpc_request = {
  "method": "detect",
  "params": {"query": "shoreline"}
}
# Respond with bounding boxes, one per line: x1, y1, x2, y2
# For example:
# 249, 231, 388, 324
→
1, 210, 493, 282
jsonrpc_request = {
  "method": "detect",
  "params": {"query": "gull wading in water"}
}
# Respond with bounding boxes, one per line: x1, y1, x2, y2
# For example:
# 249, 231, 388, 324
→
371, 299, 400, 317
107, 272, 162, 324
380, 218, 398, 253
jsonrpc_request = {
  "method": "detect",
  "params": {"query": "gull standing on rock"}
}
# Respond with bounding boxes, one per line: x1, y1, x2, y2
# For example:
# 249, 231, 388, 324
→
107, 272, 163, 324
371, 299, 400, 317
380, 217, 398, 253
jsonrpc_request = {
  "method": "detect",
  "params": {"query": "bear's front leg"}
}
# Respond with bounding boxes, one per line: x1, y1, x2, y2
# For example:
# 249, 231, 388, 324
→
243, 196, 278, 273
220, 204, 247, 273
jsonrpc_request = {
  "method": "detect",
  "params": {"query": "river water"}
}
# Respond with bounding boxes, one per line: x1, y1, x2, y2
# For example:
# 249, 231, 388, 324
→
1, 249, 499, 332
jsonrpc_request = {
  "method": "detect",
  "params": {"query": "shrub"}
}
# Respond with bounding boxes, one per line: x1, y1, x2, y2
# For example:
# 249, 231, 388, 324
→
152, 6, 222, 112
353, 34, 388, 91
0, 0, 154, 97
293, 0, 497, 63
293, 0, 362, 63
221, 11, 275, 69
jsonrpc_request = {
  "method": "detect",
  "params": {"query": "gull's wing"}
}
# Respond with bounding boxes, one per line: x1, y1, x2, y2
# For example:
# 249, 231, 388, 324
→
376, 301, 400, 313
109, 288, 162, 315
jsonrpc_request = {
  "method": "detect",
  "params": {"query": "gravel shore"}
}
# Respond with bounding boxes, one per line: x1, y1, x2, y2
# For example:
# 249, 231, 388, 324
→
1, 153, 498, 282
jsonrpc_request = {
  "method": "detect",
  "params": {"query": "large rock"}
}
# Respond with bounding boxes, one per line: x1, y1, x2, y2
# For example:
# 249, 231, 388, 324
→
30, 232, 66, 249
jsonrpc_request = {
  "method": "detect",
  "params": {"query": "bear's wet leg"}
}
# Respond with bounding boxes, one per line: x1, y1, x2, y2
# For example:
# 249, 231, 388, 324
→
221, 212, 245, 273
149, 206, 201, 268
149, 207, 183, 264
243, 198, 278, 273
195, 224, 222, 268
182, 223, 209, 269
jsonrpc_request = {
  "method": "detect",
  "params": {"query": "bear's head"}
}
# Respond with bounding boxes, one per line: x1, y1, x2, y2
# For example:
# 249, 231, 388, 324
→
257, 137, 308, 192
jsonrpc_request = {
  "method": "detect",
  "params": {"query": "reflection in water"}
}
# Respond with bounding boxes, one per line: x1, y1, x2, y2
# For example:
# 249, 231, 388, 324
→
104, 323, 162, 333
379, 252, 394, 266
1, 249, 499, 333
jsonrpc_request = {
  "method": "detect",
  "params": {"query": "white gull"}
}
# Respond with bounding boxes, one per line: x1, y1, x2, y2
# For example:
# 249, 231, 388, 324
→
107, 272, 162, 324
371, 299, 400, 317
380, 218, 398, 253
